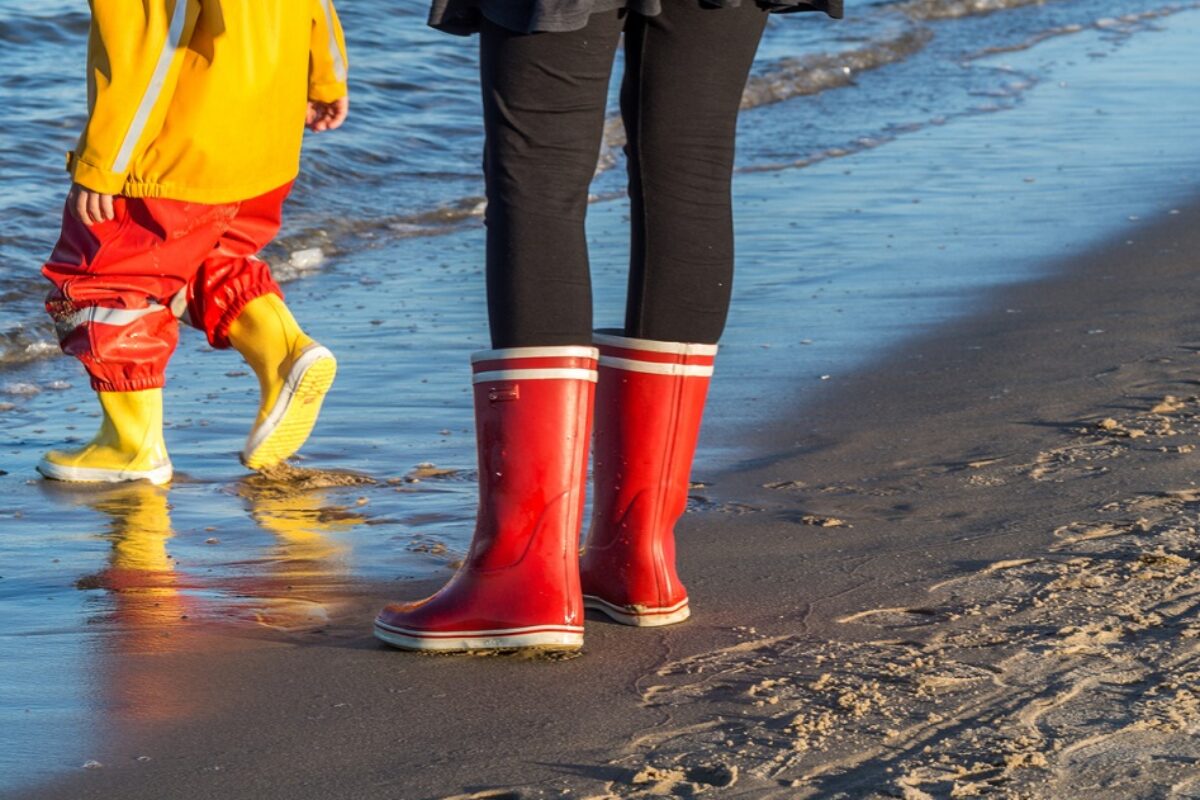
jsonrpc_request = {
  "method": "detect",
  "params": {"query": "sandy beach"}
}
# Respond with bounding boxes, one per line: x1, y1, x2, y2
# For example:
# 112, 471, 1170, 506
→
3, 2, 1200, 798
14, 196, 1200, 799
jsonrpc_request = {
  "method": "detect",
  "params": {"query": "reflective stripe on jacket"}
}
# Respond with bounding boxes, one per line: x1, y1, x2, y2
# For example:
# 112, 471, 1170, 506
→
69, 0, 349, 204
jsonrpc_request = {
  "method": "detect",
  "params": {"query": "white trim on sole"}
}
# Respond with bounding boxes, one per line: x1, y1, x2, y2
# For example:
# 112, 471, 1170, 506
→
241, 344, 335, 463
36, 458, 173, 486
373, 621, 584, 652
471, 346, 598, 363
593, 333, 718, 357
598, 357, 713, 378
473, 368, 598, 384
583, 595, 691, 627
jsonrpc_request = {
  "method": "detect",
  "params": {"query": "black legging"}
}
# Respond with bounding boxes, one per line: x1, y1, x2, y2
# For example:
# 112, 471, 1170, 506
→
479, 0, 769, 348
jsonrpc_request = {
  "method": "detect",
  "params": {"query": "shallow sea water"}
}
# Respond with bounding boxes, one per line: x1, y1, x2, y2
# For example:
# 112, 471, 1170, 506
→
1, 0, 1199, 791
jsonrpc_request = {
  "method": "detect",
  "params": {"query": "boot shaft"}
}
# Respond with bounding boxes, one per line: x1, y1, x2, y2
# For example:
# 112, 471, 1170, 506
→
227, 293, 313, 399
96, 390, 168, 462
468, 346, 597, 572
588, 334, 715, 546
580, 334, 715, 622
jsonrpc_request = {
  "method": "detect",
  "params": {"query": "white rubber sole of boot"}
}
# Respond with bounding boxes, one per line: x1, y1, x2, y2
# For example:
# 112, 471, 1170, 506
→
241, 344, 336, 470
583, 595, 691, 627
373, 620, 584, 652
36, 458, 173, 486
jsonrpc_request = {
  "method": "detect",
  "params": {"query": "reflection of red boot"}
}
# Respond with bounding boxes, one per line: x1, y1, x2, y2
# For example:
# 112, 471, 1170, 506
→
580, 333, 717, 627
375, 346, 597, 652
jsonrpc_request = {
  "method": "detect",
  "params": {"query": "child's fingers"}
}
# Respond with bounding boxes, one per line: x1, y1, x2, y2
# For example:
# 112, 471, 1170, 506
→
306, 98, 347, 133
328, 97, 349, 130
75, 191, 94, 226
67, 188, 84, 223
65, 183, 113, 224
86, 192, 102, 226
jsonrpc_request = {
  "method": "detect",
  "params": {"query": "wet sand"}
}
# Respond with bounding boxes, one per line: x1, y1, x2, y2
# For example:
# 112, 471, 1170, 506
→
15, 198, 1200, 798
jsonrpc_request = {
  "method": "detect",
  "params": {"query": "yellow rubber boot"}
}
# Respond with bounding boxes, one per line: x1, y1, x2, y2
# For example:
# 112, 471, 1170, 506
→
38, 390, 172, 485
228, 294, 336, 471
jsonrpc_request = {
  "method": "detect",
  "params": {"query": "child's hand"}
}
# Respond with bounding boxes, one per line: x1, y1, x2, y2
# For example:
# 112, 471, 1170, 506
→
67, 183, 115, 226
306, 96, 349, 132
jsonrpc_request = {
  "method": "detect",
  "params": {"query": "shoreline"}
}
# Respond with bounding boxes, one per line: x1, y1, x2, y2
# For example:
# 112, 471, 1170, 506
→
17, 198, 1200, 799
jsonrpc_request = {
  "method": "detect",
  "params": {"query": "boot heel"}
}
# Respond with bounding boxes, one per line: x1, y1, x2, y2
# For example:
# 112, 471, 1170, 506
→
583, 595, 690, 627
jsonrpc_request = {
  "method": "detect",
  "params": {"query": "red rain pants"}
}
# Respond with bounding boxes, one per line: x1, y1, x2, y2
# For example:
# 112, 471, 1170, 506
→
42, 183, 293, 392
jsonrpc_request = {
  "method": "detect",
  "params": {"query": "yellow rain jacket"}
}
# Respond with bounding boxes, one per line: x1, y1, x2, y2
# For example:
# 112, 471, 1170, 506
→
69, 0, 349, 204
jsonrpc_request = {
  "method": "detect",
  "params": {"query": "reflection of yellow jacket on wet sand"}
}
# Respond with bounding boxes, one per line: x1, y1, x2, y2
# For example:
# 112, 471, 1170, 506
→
70, 0, 349, 203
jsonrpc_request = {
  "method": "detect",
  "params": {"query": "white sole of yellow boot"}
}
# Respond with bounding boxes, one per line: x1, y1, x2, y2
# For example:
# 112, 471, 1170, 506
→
241, 344, 337, 470
373, 620, 584, 652
36, 459, 173, 486
583, 595, 691, 627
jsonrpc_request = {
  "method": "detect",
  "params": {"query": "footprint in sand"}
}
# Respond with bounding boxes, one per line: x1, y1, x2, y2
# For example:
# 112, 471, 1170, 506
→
1051, 519, 1151, 549
1026, 439, 1127, 482
1127, 487, 1200, 511
626, 762, 738, 794
836, 607, 943, 628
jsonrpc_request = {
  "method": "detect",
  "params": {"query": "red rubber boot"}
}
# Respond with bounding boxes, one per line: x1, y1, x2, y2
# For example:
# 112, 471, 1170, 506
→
579, 333, 717, 627
375, 346, 597, 652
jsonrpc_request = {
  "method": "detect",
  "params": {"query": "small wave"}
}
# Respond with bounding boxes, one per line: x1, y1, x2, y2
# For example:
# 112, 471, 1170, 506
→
597, 26, 933, 173
266, 194, 487, 272
267, 247, 327, 284
0, 327, 60, 371
2, 382, 42, 397
734, 0, 1193, 178
900, 0, 1056, 21
0, 11, 89, 47
964, 3, 1200, 58
737, 65, 1037, 175
740, 27, 934, 109
965, 23, 1087, 58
